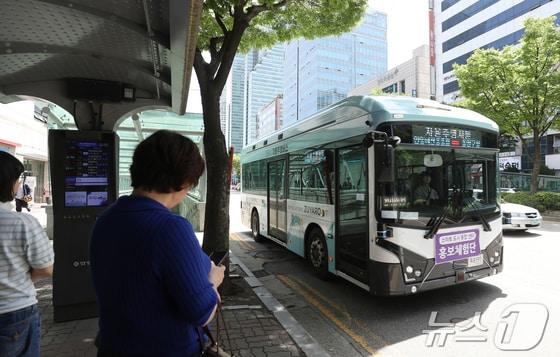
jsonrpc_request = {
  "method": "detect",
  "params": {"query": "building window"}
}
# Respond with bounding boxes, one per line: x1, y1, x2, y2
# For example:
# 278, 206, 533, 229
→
442, 0, 499, 32
443, 80, 460, 95
442, 0, 553, 53
441, 0, 461, 12
443, 15, 560, 74
382, 83, 398, 94
400, 80, 406, 94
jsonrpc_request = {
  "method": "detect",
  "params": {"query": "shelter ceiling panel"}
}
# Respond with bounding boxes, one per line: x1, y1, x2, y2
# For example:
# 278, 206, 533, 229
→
0, 54, 169, 99
0, 0, 170, 67
68, 0, 170, 34
0, 53, 56, 77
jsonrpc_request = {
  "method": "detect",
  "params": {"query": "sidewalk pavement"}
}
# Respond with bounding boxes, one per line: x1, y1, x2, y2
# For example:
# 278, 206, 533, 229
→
29, 205, 319, 356
36, 258, 306, 356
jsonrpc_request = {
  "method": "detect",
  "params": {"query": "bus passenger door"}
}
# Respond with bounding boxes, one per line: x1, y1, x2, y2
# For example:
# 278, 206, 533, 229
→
268, 159, 287, 242
336, 146, 369, 284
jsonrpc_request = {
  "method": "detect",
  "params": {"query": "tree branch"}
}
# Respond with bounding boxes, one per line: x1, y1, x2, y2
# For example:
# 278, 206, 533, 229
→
491, 56, 533, 122
539, 112, 558, 137
539, 83, 549, 118
208, 33, 229, 78
193, 48, 209, 93
209, 37, 220, 58
212, 16, 249, 92
214, 12, 229, 35
246, 0, 288, 20
234, 0, 247, 15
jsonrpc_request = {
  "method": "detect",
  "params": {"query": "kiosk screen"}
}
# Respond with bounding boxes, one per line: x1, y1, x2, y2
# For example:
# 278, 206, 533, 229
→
64, 140, 111, 207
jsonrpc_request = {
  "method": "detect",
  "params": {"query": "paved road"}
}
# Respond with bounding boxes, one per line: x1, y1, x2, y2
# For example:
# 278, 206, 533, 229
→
229, 193, 560, 357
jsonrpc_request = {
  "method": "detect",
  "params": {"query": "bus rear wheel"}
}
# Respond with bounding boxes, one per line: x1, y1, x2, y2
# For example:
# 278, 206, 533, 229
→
251, 210, 265, 243
307, 228, 329, 280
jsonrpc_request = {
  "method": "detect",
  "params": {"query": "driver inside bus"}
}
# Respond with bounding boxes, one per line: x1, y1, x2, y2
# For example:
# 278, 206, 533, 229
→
413, 172, 439, 205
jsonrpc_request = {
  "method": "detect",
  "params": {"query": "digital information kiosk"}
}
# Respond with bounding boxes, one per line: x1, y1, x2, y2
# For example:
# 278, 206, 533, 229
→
48, 130, 118, 322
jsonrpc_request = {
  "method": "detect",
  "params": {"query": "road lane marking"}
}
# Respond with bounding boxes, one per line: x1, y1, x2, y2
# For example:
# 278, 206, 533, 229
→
284, 275, 352, 319
281, 274, 389, 350
278, 274, 384, 356
230, 233, 254, 251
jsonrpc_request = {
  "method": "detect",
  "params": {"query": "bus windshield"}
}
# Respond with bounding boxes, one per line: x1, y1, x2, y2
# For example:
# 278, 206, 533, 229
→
377, 146, 499, 227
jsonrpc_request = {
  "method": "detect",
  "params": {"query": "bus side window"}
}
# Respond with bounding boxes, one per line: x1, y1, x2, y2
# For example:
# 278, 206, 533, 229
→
289, 169, 302, 199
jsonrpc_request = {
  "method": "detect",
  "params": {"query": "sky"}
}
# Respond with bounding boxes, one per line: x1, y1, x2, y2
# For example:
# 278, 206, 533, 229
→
369, 0, 430, 68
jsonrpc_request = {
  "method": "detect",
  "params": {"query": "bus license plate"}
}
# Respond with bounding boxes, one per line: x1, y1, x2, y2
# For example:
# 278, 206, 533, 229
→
468, 255, 483, 267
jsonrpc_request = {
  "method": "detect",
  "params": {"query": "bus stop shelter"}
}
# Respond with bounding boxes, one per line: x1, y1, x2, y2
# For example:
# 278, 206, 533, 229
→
0, 0, 202, 130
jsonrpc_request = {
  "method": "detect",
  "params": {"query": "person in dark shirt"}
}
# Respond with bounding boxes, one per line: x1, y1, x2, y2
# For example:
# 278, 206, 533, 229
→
90, 130, 225, 356
413, 172, 439, 205
14, 174, 32, 212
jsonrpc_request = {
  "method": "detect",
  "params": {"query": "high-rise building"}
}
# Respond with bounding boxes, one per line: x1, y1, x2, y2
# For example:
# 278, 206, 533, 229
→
349, 45, 431, 99
220, 74, 232, 149
435, 0, 560, 104
283, 10, 388, 127
246, 44, 284, 146
222, 44, 284, 150
257, 95, 283, 139
219, 54, 250, 153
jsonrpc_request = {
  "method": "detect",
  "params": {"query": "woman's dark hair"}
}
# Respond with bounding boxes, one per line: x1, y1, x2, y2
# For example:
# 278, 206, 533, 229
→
0, 151, 25, 202
130, 130, 205, 193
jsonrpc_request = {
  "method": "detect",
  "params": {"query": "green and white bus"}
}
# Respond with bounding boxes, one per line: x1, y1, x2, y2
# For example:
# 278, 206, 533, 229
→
240, 96, 503, 295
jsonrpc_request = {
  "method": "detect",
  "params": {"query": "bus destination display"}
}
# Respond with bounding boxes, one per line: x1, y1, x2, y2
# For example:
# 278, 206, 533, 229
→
412, 125, 481, 148
64, 141, 110, 207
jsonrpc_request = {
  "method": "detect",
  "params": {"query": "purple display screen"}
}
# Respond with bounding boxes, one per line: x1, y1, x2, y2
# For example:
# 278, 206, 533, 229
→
434, 229, 480, 264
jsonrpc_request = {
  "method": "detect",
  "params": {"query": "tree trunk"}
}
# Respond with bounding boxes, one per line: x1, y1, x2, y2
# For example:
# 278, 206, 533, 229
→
530, 130, 541, 194
200, 86, 230, 255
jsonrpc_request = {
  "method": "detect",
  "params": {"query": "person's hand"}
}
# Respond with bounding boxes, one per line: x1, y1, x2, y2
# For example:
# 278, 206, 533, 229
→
209, 261, 225, 289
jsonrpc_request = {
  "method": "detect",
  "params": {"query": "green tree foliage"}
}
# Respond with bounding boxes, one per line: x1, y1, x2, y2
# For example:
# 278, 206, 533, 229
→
539, 164, 556, 176
232, 153, 240, 176
454, 17, 560, 193
369, 88, 406, 96
194, 0, 368, 254
502, 191, 560, 212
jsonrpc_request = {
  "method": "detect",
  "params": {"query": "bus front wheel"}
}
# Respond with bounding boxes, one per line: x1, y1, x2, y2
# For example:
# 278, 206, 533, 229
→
307, 228, 329, 280
251, 210, 265, 243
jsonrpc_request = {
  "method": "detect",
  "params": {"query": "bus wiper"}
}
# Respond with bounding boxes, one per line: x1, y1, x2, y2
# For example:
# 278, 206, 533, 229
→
463, 198, 491, 232
424, 206, 450, 239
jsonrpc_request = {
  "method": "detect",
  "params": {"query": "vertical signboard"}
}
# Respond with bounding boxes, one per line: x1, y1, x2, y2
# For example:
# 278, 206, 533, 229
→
429, 0, 437, 98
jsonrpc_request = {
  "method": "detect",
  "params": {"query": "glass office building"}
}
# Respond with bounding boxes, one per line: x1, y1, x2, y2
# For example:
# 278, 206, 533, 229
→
246, 44, 284, 146
223, 44, 284, 150
436, 0, 560, 103
283, 10, 388, 127
228, 54, 249, 153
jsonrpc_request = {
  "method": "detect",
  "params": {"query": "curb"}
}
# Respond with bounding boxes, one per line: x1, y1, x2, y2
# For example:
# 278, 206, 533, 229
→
542, 215, 560, 222
230, 253, 331, 357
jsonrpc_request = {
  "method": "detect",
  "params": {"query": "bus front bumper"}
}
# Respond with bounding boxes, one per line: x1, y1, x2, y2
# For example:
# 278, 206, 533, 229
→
368, 259, 504, 296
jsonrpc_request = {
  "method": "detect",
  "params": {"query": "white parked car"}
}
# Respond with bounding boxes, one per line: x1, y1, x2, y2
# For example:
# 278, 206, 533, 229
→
501, 202, 542, 231
500, 187, 519, 194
